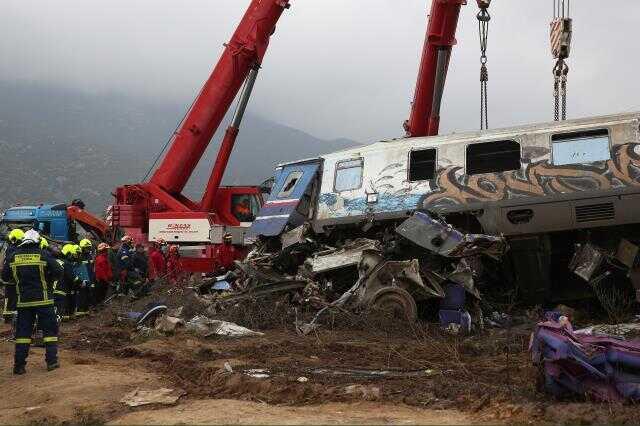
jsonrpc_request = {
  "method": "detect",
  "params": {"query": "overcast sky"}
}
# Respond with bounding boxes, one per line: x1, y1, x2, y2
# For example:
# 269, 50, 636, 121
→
1, 1, 639, 142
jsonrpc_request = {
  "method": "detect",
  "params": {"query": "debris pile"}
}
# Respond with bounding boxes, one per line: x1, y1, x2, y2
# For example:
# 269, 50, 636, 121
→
196, 211, 507, 332
530, 317, 640, 402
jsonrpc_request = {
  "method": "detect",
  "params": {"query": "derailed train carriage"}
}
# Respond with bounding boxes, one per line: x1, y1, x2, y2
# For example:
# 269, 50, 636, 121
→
251, 112, 640, 304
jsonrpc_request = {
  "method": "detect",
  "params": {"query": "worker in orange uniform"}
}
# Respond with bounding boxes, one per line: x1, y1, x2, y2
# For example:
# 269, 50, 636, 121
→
233, 198, 253, 222
215, 233, 243, 274
166, 245, 184, 286
148, 239, 166, 281
93, 243, 113, 305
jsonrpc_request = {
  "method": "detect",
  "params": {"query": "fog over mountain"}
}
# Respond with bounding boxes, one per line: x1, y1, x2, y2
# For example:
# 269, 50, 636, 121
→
0, 81, 359, 212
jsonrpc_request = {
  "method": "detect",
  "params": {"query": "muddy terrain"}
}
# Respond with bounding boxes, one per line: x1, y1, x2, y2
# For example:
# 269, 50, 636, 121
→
1, 287, 638, 425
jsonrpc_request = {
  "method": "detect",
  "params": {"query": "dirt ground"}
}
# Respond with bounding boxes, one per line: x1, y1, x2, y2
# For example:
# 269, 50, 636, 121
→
1, 293, 639, 425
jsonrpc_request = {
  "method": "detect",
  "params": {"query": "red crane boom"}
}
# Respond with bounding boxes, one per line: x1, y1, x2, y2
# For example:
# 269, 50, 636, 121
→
405, 0, 466, 137
113, 0, 290, 248
150, 0, 290, 197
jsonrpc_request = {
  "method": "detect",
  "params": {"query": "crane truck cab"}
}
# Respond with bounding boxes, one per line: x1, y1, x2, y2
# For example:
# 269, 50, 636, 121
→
146, 186, 263, 273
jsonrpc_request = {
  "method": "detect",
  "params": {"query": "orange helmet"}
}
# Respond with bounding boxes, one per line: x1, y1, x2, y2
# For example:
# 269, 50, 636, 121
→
121, 235, 134, 244
168, 244, 179, 254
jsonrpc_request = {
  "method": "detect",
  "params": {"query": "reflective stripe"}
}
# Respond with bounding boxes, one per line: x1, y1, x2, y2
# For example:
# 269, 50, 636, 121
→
15, 338, 31, 344
43, 336, 58, 343
17, 300, 54, 308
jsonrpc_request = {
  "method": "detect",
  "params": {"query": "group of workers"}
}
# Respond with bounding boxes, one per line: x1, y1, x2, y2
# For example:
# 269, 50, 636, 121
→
1, 227, 242, 375
0, 229, 192, 375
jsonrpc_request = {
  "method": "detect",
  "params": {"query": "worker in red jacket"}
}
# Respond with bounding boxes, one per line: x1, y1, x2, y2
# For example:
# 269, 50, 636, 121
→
93, 243, 113, 304
166, 245, 184, 286
215, 233, 243, 274
148, 240, 166, 281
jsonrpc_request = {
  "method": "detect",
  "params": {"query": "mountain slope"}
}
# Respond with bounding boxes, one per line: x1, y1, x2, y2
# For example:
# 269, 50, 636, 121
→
0, 82, 359, 212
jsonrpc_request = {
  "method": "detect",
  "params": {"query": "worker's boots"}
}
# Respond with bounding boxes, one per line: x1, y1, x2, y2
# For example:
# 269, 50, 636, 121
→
46, 362, 60, 372
13, 365, 26, 375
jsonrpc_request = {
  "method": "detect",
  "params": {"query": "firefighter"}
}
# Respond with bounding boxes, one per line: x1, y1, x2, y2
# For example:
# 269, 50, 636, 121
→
215, 233, 243, 274
93, 243, 113, 304
2, 230, 62, 374
148, 239, 166, 281
2, 229, 24, 334
60, 244, 81, 320
39, 237, 50, 252
116, 235, 136, 294
77, 239, 95, 313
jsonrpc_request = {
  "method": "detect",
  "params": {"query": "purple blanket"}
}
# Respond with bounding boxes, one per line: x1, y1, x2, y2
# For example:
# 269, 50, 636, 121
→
530, 320, 640, 401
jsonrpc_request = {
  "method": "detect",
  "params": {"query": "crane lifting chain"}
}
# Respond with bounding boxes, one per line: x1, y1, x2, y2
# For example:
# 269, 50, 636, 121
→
551, 0, 572, 121
477, 0, 491, 130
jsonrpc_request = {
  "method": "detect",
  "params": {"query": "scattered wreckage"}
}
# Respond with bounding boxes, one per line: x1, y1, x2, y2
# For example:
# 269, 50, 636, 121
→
531, 316, 640, 402
196, 211, 507, 330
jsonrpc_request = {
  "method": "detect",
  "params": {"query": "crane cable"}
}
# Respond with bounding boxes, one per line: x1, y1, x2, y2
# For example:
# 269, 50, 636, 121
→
477, 0, 491, 131
551, 0, 572, 121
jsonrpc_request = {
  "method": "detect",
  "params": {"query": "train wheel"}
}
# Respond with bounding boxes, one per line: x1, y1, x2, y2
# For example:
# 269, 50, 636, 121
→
370, 287, 417, 322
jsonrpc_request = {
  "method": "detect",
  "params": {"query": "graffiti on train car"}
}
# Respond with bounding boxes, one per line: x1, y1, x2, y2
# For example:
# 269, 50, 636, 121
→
424, 143, 640, 208
317, 143, 640, 218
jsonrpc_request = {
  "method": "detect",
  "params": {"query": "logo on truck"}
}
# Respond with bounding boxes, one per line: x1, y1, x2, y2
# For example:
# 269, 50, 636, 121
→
167, 223, 191, 230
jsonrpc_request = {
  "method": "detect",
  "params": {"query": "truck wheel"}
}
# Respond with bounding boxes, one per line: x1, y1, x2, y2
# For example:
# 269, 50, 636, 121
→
370, 287, 417, 322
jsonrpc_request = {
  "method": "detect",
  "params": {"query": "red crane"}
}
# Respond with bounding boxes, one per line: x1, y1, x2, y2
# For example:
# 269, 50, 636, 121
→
112, 0, 290, 272
111, 0, 467, 272
405, 0, 467, 137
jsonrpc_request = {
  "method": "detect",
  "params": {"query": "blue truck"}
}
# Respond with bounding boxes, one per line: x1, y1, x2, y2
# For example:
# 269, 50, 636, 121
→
0, 201, 110, 244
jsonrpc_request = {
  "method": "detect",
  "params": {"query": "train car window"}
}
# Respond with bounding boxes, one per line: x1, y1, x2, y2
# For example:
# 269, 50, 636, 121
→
551, 129, 610, 165
466, 140, 521, 175
334, 158, 364, 192
277, 171, 303, 198
409, 149, 437, 181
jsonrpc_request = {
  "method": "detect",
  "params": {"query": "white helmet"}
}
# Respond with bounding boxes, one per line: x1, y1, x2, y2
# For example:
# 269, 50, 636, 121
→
22, 229, 41, 244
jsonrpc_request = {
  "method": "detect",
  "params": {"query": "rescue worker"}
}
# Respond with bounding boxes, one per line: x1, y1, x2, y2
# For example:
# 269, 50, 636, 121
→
93, 243, 113, 304
133, 243, 149, 280
39, 237, 50, 252
2, 230, 62, 374
71, 244, 91, 317
166, 245, 184, 286
77, 239, 95, 313
215, 233, 243, 274
60, 244, 81, 320
116, 235, 136, 294
2, 229, 24, 334
148, 239, 166, 281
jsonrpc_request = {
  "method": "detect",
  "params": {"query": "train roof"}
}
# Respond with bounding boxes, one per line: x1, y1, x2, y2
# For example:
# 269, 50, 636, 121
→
320, 111, 640, 161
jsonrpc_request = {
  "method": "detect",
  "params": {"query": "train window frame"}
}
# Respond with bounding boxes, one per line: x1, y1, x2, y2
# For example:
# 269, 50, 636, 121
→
408, 148, 438, 182
333, 158, 364, 193
465, 139, 521, 175
550, 128, 611, 166
277, 171, 303, 199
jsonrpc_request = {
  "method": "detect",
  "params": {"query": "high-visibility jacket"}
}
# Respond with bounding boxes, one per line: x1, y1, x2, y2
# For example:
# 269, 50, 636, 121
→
1, 243, 63, 308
